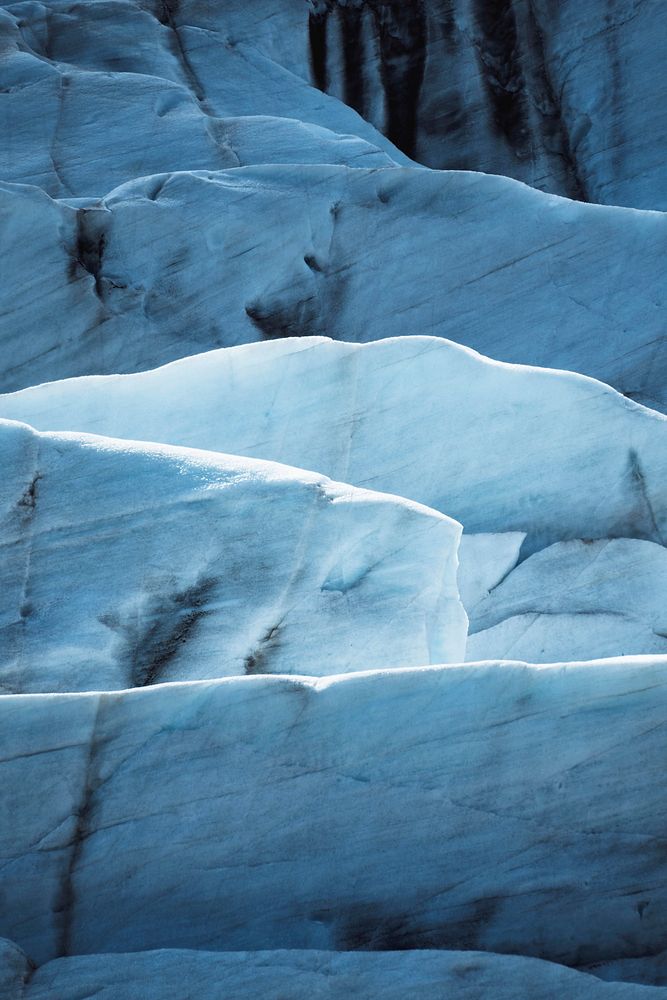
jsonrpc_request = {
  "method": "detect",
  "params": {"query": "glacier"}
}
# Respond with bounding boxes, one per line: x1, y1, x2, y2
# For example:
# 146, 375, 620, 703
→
2, 335, 665, 550
1, 169, 665, 405
0, 418, 465, 692
2, 0, 665, 208
6, 944, 667, 999
3, 661, 667, 971
1, 0, 667, 996
467, 538, 667, 662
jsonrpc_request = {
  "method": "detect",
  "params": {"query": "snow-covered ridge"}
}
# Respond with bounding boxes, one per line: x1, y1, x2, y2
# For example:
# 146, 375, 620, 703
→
3, 659, 667, 971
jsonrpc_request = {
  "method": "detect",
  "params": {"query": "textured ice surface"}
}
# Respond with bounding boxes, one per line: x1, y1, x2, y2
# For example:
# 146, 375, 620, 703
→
457, 533, 525, 613
1, 1, 666, 992
0, 418, 465, 693
0, 168, 665, 404
0, 0, 409, 198
2, 946, 665, 999
4, 336, 665, 552
3, 660, 667, 967
1, 0, 664, 209
467, 539, 667, 662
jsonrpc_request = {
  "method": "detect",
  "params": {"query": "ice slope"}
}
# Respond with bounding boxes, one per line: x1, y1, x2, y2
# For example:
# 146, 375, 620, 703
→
467, 539, 667, 663
2, 946, 665, 1000
0, 939, 26, 1000
4, 336, 665, 553
0, 0, 410, 198
1, 166, 664, 404
0, 419, 465, 693
3, 660, 667, 969
0, 5, 399, 195
303, 0, 667, 209
2, 0, 664, 209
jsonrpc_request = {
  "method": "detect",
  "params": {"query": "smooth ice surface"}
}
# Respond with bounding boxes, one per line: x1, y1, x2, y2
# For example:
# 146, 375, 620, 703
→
4, 336, 665, 552
457, 533, 526, 613
0, 168, 665, 403
467, 539, 667, 663
10, 947, 667, 999
3, 660, 667, 967
0, 418, 465, 693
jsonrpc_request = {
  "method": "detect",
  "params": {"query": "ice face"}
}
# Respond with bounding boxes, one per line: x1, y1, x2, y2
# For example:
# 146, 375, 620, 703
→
0, 418, 465, 693
3, 660, 667, 967
11, 947, 665, 1000
2, 0, 664, 209
2, 336, 665, 552
1, 0, 667, 993
0, 169, 665, 405
467, 538, 667, 663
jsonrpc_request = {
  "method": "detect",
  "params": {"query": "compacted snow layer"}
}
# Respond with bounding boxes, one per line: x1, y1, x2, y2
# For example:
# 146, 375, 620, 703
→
1, 166, 665, 404
3, 945, 666, 1000
4, 336, 665, 553
1, 0, 664, 209
0, 419, 465, 693
467, 538, 667, 663
3, 660, 667, 968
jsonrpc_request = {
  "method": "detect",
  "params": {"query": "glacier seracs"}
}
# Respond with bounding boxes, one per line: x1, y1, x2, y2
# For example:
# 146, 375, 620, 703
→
1, 0, 667, 995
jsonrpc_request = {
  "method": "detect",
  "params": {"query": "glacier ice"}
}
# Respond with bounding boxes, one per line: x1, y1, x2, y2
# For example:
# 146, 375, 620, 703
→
0, 167, 665, 404
0, 418, 465, 693
467, 538, 667, 663
2, 0, 664, 209
5, 945, 665, 999
1, 0, 666, 994
3, 336, 665, 552
2, 660, 667, 968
